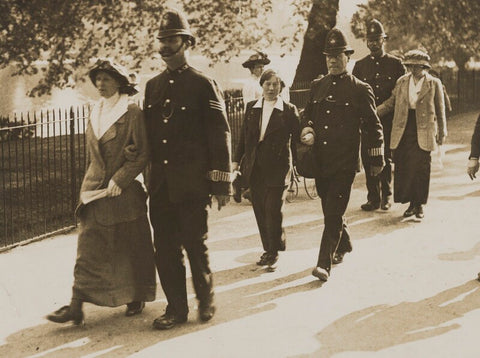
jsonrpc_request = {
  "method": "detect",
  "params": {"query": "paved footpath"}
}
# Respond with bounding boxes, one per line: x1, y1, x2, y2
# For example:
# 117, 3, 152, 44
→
1, 111, 480, 358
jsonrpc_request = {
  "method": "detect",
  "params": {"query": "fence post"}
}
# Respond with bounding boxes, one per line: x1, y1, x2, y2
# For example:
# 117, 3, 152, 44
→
69, 107, 76, 219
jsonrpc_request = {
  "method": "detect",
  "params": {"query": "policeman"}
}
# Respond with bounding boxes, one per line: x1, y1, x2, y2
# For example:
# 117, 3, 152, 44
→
353, 19, 406, 211
144, 8, 232, 330
301, 28, 384, 281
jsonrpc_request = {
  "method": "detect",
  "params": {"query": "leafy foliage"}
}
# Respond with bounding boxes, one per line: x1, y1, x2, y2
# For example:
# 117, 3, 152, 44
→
293, 0, 338, 83
351, 0, 480, 69
1, 0, 310, 96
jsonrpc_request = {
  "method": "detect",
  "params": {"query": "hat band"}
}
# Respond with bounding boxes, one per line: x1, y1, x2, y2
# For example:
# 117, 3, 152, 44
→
157, 29, 194, 39
367, 34, 387, 39
404, 59, 431, 68
323, 46, 354, 55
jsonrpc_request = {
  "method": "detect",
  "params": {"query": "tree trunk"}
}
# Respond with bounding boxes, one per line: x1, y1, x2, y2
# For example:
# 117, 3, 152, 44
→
292, 0, 339, 87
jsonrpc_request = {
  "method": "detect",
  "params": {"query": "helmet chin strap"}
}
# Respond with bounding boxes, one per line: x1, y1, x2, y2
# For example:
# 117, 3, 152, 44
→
162, 39, 187, 58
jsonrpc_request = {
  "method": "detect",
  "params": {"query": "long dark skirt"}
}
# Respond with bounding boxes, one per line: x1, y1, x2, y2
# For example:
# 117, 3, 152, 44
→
393, 110, 431, 205
72, 207, 156, 307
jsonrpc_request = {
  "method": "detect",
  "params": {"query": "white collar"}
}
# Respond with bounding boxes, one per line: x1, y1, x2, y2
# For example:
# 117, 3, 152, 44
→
90, 93, 129, 139
252, 96, 284, 111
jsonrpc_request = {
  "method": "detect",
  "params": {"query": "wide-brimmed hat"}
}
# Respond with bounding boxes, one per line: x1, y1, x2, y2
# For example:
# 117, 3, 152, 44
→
88, 58, 138, 96
366, 19, 388, 40
157, 8, 196, 46
242, 51, 271, 69
323, 28, 354, 56
403, 49, 431, 69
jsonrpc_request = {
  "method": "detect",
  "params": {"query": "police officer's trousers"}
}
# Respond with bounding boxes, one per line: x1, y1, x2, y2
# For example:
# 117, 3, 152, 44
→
149, 184, 214, 318
315, 171, 355, 273
361, 120, 393, 204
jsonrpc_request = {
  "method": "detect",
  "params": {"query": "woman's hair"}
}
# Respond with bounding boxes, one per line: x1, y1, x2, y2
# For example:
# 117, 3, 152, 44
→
89, 59, 138, 96
259, 69, 285, 89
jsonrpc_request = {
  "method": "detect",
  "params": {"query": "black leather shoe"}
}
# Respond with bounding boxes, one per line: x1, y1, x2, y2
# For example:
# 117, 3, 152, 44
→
333, 252, 346, 264
381, 197, 392, 210
256, 252, 269, 266
311, 267, 329, 281
232, 176, 243, 203
403, 204, 416, 217
242, 189, 252, 202
152, 312, 187, 330
267, 253, 279, 272
265, 252, 278, 266
46, 305, 84, 326
199, 304, 216, 322
415, 205, 424, 219
126, 301, 145, 317
361, 201, 380, 211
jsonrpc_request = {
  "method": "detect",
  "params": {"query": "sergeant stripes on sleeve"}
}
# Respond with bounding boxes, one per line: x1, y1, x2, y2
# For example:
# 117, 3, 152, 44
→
207, 170, 233, 182
368, 147, 384, 156
209, 100, 225, 112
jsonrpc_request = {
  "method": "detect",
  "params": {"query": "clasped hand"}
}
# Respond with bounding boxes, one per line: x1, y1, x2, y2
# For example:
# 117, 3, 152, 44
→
300, 127, 315, 145
369, 165, 384, 177
107, 179, 122, 197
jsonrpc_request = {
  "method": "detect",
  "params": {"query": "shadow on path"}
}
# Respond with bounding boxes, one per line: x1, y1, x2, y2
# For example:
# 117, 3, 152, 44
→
0, 266, 319, 357
290, 280, 480, 358
438, 241, 480, 262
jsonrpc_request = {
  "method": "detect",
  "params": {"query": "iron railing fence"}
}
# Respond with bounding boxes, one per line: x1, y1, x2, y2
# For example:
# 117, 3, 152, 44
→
0, 107, 88, 248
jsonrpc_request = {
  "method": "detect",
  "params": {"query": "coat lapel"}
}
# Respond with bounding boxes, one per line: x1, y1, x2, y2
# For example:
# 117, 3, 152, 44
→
247, 107, 261, 142
86, 121, 105, 169
417, 75, 432, 102
99, 115, 126, 144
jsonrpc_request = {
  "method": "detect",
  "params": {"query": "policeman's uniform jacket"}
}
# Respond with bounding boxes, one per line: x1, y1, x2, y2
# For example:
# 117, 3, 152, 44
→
144, 64, 232, 203
353, 53, 405, 108
302, 73, 384, 177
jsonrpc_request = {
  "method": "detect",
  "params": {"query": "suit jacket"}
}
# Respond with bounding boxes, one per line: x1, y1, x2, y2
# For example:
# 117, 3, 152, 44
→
78, 102, 149, 225
377, 72, 447, 151
144, 65, 232, 203
234, 98, 300, 187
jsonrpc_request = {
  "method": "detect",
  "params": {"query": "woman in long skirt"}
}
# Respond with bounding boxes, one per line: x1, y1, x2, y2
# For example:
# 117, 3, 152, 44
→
377, 49, 447, 219
46, 59, 156, 325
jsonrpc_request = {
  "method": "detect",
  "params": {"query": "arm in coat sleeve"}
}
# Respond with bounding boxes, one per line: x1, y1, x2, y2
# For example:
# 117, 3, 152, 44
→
376, 78, 399, 117
359, 83, 385, 168
112, 104, 149, 189
289, 103, 301, 165
203, 79, 233, 196
433, 78, 447, 141
233, 102, 252, 164
470, 114, 480, 159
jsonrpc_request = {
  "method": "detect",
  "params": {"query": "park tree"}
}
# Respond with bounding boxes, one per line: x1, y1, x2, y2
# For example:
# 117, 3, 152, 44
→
1, 0, 342, 97
292, 0, 338, 85
351, 0, 480, 71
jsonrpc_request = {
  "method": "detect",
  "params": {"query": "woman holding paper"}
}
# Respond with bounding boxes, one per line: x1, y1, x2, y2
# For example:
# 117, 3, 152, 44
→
46, 59, 156, 325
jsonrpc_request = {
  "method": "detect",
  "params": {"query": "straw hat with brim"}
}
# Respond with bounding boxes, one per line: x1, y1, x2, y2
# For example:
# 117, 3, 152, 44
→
403, 49, 431, 69
242, 51, 271, 68
323, 28, 354, 56
89, 59, 138, 96
157, 9, 196, 46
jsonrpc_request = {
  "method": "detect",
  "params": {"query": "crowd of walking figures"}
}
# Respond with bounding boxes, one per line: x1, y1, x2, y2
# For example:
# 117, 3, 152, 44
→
43, 8, 480, 331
